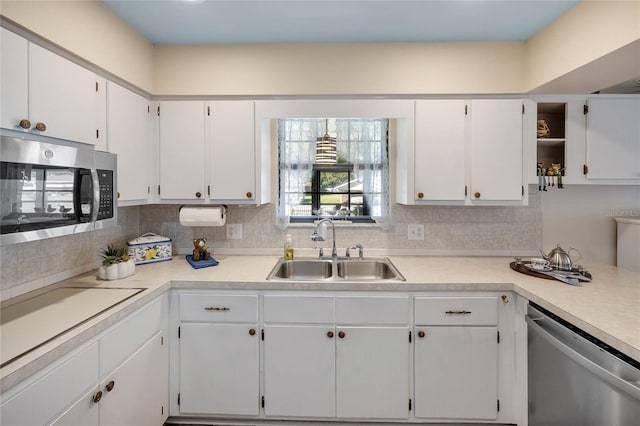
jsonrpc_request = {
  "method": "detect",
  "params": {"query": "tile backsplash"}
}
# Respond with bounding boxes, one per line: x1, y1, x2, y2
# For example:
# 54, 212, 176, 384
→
0, 207, 140, 301
1, 192, 542, 300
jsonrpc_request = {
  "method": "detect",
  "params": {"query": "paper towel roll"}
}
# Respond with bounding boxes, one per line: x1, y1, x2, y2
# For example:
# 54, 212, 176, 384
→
179, 206, 226, 227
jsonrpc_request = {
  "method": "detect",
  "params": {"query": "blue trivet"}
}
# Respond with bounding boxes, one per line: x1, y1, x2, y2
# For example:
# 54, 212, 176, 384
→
186, 254, 219, 269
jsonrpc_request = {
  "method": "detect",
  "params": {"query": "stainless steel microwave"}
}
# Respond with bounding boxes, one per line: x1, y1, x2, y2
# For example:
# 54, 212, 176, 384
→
0, 136, 117, 246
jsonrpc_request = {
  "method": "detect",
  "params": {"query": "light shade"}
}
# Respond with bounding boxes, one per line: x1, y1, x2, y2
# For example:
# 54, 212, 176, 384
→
316, 133, 337, 164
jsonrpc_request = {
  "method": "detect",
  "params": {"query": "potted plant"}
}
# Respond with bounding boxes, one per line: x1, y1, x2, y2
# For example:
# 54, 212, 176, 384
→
98, 244, 135, 280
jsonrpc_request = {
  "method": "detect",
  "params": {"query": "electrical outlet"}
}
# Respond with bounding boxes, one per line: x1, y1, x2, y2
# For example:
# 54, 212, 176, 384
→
226, 224, 243, 240
408, 224, 424, 241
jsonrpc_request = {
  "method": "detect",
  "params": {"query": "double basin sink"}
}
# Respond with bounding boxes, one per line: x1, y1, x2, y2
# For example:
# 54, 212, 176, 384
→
267, 257, 405, 282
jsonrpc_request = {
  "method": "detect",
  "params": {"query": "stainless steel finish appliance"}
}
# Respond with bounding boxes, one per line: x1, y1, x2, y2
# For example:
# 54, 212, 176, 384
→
527, 303, 640, 425
0, 136, 117, 245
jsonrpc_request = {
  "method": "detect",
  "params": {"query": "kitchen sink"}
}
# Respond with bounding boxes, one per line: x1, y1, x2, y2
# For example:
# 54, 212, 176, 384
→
336, 259, 402, 280
268, 259, 333, 280
267, 257, 405, 282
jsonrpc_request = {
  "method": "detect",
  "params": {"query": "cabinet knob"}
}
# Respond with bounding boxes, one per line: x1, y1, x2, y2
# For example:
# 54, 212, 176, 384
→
195, 192, 202, 198
116, 192, 120, 199
327, 331, 334, 338
418, 330, 426, 338
249, 328, 256, 336
338, 331, 346, 339
474, 192, 481, 199
105, 380, 115, 392
19, 119, 31, 129
34, 122, 47, 132
417, 192, 424, 199
246, 191, 253, 199
93, 391, 103, 403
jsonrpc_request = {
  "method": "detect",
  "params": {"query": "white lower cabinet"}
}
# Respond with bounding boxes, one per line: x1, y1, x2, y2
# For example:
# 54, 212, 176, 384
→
414, 326, 498, 419
52, 331, 167, 426
169, 290, 521, 424
263, 325, 335, 418
179, 323, 260, 416
414, 296, 499, 420
0, 294, 169, 426
261, 294, 410, 421
177, 293, 260, 416
336, 326, 409, 419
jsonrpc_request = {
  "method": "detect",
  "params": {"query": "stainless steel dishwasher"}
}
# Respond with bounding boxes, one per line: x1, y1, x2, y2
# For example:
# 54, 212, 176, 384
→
527, 303, 640, 426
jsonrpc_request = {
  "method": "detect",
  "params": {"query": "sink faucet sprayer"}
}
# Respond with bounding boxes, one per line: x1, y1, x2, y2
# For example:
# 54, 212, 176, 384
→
311, 218, 337, 259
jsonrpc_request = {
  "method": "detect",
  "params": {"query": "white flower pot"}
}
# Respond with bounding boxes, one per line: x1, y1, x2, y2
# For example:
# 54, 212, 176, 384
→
97, 265, 106, 280
105, 264, 119, 280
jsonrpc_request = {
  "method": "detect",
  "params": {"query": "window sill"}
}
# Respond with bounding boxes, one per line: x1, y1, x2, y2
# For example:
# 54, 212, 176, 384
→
286, 220, 381, 229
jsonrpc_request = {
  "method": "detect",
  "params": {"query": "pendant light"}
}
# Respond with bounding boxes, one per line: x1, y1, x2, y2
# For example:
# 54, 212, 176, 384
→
315, 119, 337, 164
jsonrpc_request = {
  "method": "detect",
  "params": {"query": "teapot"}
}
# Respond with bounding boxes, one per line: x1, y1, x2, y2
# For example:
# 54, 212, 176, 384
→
539, 244, 581, 271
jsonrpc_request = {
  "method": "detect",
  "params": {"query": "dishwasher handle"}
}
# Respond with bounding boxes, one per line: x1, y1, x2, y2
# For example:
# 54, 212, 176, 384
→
526, 314, 640, 399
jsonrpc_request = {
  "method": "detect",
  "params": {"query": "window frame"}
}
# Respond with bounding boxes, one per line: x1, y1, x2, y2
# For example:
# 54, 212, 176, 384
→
278, 118, 389, 225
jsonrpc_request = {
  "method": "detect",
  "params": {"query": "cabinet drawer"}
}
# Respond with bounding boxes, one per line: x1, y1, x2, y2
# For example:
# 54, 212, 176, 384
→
414, 297, 497, 326
264, 295, 334, 323
100, 294, 166, 377
180, 293, 258, 323
336, 296, 409, 325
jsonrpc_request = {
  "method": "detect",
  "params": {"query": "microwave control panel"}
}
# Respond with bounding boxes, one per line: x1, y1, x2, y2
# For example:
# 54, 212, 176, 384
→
97, 170, 114, 220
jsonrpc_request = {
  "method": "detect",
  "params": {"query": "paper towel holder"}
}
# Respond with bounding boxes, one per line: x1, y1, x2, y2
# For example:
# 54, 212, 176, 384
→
179, 205, 227, 227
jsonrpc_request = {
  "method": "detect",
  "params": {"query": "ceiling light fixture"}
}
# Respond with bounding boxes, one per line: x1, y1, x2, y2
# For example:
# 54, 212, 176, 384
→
316, 119, 337, 164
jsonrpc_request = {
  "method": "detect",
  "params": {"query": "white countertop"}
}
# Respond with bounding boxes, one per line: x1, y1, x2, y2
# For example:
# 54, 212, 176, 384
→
1, 255, 639, 393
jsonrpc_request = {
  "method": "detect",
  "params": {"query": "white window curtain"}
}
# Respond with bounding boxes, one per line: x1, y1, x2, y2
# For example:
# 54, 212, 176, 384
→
276, 118, 390, 230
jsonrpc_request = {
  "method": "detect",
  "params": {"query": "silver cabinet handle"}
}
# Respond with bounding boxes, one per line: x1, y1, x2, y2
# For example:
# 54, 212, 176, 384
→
205, 306, 230, 311
445, 310, 471, 315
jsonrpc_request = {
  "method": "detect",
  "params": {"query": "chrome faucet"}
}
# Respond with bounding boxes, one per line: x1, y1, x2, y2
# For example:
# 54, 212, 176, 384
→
311, 218, 337, 259
345, 244, 364, 260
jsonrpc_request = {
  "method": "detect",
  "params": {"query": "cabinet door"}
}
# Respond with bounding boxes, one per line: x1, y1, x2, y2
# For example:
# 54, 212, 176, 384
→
0, 28, 28, 131
586, 97, 640, 180
414, 326, 498, 420
28, 43, 98, 145
106, 82, 150, 203
99, 332, 168, 426
414, 100, 466, 201
159, 101, 206, 200
179, 323, 259, 416
49, 387, 100, 426
336, 326, 409, 419
209, 100, 256, 201
470, 99, 523, 201
0, 343, 99, 426
263, 325, 335, 417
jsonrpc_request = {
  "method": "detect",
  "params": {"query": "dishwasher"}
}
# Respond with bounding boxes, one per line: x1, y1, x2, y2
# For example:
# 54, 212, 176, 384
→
527, 303, 640, 425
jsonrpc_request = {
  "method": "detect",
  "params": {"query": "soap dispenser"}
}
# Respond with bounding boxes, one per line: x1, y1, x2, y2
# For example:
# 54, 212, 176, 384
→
284, 234, 294, 260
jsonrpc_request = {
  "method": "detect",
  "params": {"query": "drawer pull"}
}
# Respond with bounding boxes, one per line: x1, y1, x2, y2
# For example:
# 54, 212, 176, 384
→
204, 306, 231, 311
445, 310, 471, 315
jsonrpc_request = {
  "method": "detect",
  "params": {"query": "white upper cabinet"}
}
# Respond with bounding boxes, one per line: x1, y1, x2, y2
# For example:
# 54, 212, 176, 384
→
469, 99, 524, 202
398, 99, 528, 205
158, 101, 207, 201
1, 27, 29, 132
0, 29, 102, 145
157, 100, 269, 204
585, 96, 640, 181
209, 101, 256, 202
414, 100, 467, 202
106, 82, 150, 203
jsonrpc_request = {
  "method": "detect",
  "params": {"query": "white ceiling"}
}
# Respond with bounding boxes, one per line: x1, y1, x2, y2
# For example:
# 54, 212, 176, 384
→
101, 0, 579, 45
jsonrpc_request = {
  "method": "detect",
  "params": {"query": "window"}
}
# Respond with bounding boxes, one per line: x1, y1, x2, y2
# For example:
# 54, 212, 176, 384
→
277, 118, 390, 228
